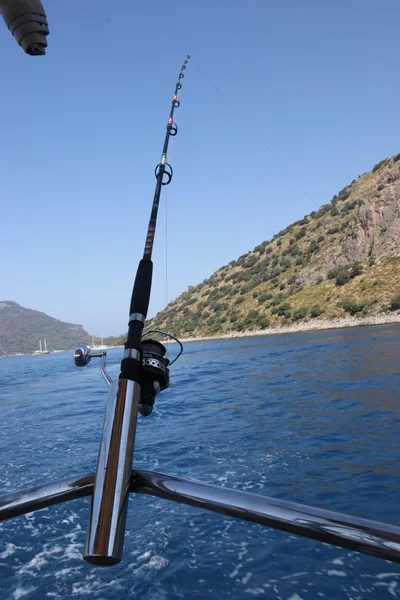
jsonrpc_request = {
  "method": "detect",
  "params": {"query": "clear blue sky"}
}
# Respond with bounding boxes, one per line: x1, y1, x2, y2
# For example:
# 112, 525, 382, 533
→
1, 0, 399, 336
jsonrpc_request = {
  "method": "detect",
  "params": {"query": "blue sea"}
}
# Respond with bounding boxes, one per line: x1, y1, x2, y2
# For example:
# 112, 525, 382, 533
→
0, 325, 400, 600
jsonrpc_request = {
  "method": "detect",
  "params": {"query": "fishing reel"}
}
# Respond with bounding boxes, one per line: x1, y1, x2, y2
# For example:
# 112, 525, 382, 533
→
139, 337, 169, 416
139, 330, 182, 416
73, 329, 182, 417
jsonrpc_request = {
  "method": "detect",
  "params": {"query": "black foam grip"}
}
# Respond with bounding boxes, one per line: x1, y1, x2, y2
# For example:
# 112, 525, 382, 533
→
126, 320, 143, 352
129, 258, 153, 318
120, 357, 141, 382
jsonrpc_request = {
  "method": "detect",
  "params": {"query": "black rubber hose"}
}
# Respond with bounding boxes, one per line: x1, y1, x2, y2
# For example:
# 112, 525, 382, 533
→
0, 0, 49, 55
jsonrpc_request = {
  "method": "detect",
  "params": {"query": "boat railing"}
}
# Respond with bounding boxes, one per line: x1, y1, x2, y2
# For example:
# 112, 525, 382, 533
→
1, 466, 400, 565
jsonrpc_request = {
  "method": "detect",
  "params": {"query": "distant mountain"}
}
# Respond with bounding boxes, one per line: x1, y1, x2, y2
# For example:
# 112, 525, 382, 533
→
0, 302, 90, 356
143, 153, 400, 338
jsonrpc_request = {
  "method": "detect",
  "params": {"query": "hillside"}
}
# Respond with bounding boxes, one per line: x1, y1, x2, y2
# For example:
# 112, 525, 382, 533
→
144, 154, 400, 339
0, 302, 90, 356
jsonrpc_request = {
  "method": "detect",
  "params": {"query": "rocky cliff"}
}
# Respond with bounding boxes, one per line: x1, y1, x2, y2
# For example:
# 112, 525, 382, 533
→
144, 154, 400, 338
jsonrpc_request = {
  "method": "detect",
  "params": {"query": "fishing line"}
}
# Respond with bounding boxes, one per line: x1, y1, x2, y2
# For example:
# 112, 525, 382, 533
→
165, 183, 168, 307
192, 60, 313, 203
163, 131, 174, 308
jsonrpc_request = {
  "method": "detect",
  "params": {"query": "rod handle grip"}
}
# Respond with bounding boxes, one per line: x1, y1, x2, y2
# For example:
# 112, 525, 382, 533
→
129, 258, 153, 319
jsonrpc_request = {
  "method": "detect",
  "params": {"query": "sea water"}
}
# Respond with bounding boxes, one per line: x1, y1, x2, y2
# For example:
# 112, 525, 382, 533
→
0, 324, 399, 599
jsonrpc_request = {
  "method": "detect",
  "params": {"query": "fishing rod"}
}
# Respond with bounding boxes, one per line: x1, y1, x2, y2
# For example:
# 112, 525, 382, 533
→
74, 55, 190, 566
1, 55, 400, 572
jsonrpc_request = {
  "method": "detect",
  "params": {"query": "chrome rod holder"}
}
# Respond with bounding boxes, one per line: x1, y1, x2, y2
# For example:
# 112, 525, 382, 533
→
84, 378, 141, 566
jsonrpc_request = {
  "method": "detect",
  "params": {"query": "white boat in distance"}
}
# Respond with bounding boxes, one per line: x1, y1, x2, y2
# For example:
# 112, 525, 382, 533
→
90, 333, 107, 351
32, 339, 50, 355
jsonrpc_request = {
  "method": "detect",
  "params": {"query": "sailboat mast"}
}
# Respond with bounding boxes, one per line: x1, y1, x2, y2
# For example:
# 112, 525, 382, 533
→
39, 340, 42, 352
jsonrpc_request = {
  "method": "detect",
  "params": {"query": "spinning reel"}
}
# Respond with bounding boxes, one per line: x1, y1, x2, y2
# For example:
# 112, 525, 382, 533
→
73, 329, 183, 416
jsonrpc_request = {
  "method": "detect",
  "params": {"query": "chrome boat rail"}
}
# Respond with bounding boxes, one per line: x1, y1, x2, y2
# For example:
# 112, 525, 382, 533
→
1, 469, 400, 565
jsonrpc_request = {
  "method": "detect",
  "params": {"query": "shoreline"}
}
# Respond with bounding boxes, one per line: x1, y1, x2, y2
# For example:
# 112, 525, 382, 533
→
178, 313, 400, 343
2, 317, 399, 357
2, 345, 125, 359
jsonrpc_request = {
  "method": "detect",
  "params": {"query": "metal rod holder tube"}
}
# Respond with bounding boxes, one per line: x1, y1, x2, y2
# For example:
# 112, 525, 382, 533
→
84, 378, 141, 566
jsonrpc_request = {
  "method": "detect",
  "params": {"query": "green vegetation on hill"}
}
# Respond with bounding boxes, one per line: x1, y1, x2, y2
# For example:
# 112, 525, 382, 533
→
77, 154, 400, 347
0, 301, 90, 356
138, 153, 400, 340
